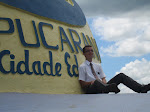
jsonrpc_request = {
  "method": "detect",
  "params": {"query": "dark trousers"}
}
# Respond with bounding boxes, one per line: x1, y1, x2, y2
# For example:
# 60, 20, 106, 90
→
86, 73, 143, 94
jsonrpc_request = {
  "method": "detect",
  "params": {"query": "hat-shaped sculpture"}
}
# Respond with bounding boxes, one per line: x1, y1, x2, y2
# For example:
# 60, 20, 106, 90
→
0, 0, 86, 26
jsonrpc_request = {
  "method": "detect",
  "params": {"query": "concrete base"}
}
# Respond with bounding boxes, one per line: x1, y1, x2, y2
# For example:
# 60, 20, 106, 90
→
0, 93, 150, 112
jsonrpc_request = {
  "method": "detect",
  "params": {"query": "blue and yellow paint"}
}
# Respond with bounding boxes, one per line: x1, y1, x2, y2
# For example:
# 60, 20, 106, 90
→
0, 0, 86, 26
0, 0, 101, 94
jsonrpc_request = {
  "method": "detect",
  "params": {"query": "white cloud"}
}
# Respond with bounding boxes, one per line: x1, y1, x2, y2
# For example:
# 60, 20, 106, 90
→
92, 17, 135, 41
100, 37, 150, 57
76, 0, 150, 57
115, 58, 150, 93
76, 0, 150, 18
143, 26, 150, 41
92, 17, 150, 57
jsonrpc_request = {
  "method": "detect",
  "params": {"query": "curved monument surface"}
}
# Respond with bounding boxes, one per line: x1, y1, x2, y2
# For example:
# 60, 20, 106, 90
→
0, 0, 101, 94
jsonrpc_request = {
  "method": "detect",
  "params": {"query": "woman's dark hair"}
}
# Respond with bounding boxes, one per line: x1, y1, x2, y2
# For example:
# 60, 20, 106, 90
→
83, 45, 92, 53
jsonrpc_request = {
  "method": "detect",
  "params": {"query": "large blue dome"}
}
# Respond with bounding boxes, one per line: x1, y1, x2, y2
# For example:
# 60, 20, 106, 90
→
0, 0, 86, 26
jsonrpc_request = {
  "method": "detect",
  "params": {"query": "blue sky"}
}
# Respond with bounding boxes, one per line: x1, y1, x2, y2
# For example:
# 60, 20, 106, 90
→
76, 0, 150, 93
87, 17, 150, 78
